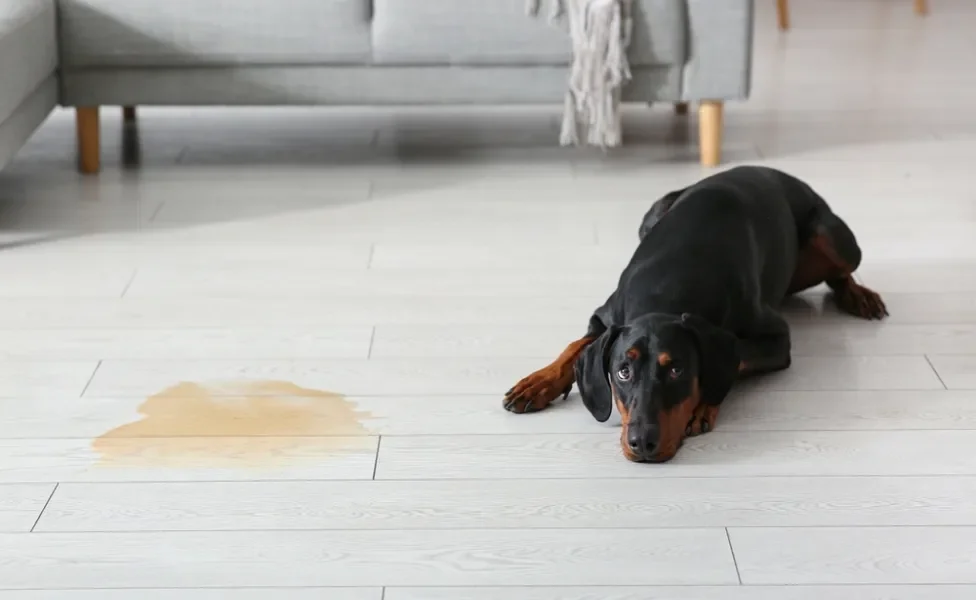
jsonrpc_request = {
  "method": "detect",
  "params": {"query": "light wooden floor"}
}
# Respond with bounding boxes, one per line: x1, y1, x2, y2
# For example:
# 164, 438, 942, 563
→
2, 0, 976, 597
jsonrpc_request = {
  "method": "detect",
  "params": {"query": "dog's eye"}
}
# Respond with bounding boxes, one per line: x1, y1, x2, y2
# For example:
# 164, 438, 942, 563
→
668, 367, 683, 380
616, 366, 632, 381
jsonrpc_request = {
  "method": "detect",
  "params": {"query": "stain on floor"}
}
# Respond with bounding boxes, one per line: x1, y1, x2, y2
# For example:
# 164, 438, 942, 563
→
92, 380, 376, 469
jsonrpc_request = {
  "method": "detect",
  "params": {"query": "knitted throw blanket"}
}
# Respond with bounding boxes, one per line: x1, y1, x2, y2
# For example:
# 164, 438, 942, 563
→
526, 0, 633, 148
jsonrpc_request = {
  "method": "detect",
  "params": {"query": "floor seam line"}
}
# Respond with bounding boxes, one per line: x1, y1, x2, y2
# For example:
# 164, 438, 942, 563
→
367, 326, 377, 358
366, 244, 376, 269
725, 527, 743, 585
924, 354, 949, 389
372, 436, 382, 480
147, 201, 166, 223
119, 269, 138, 298
79, 359, 102, 397
29, 483, 59, 533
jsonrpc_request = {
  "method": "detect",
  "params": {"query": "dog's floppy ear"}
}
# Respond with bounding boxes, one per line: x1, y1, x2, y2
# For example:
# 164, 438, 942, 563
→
679, 313, 740, 405
574, 326, 622, 423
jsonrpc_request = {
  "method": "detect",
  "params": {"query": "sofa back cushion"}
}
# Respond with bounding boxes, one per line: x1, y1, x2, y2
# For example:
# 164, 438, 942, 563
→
371, 0, 686, 67
59, 0, 372, 66
59, 0, 686, 69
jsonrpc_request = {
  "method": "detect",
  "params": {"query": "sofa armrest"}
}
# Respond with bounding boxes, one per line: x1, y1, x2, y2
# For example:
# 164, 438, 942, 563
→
0, 0, 58, 122
680, 0, 754, 102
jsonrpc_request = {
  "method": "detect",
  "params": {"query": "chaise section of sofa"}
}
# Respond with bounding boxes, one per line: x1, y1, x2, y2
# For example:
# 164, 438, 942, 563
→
0, 0, 59, 171
54, 0, 753, 174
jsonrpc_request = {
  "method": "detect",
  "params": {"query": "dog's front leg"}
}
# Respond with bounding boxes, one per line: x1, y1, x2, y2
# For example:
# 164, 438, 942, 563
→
503, 336, 595, 414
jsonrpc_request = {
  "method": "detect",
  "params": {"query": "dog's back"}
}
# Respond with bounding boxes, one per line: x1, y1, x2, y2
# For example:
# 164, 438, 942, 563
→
621, 166, 802, 328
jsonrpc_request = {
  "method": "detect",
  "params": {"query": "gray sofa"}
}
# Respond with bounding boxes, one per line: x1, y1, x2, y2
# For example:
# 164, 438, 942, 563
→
0, 0, 58, 171
0, 0, 754, 174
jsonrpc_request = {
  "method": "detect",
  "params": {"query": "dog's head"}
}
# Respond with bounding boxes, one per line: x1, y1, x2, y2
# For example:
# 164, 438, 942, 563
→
574, 313, 740, 463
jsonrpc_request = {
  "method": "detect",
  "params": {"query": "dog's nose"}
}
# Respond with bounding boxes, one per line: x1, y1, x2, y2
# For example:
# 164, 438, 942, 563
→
626, 426, 659, 457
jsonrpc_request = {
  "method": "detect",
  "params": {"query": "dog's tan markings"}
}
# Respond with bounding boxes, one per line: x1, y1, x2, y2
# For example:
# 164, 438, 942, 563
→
789, 235, 887, 319
788, 235, 838, 295
687, 403, 720, 437
833, 277, 888, 320
650, 378, 701, 463
657, 352, 672, 366
614, 387, 638, 462
504, 336, 594, 414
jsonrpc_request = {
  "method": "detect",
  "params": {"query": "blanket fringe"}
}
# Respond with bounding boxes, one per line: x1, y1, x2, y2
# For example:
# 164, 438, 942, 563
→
528, 0, 633, 149
526, 0, 562, 21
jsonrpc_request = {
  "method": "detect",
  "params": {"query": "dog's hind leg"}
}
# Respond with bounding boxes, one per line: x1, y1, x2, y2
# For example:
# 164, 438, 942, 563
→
737, 307, 793, 377
789, 208, 888, 320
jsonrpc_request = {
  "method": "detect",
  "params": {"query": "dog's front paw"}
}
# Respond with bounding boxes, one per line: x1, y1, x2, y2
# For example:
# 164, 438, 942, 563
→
503, 368, 572, 414
685, 403, 720, 437
836, 281, 888, 320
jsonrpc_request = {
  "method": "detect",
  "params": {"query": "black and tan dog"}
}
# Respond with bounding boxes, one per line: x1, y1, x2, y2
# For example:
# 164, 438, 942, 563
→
503, 165, 887, 463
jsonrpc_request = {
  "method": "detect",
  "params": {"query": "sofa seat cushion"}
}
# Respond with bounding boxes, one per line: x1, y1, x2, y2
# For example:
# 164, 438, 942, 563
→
0, 0, 57, 124
372, 0, 686, 67
59, 0, 372, 67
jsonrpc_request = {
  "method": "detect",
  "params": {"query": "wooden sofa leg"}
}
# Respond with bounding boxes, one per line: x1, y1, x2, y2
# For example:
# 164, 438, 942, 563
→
698, 101, 723, 168
674, 102, 689, 116
914, 0, 928, 15
122, 106, 137, 124
76, 107, 101, 175
776, 0, 790, 30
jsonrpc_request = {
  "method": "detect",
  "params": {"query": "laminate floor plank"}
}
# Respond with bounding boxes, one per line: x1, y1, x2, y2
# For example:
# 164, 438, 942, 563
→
385, 586, 976, 600
0, 528, 737, 589
0, 484, 55, 532
0, 362, 99, 399
0, 437, 378, 483
0, 327, 373, 360
35, 476, 976, 532
375, 431, 976, 480
730, 526, 976, 584
0, 591, 379, 600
